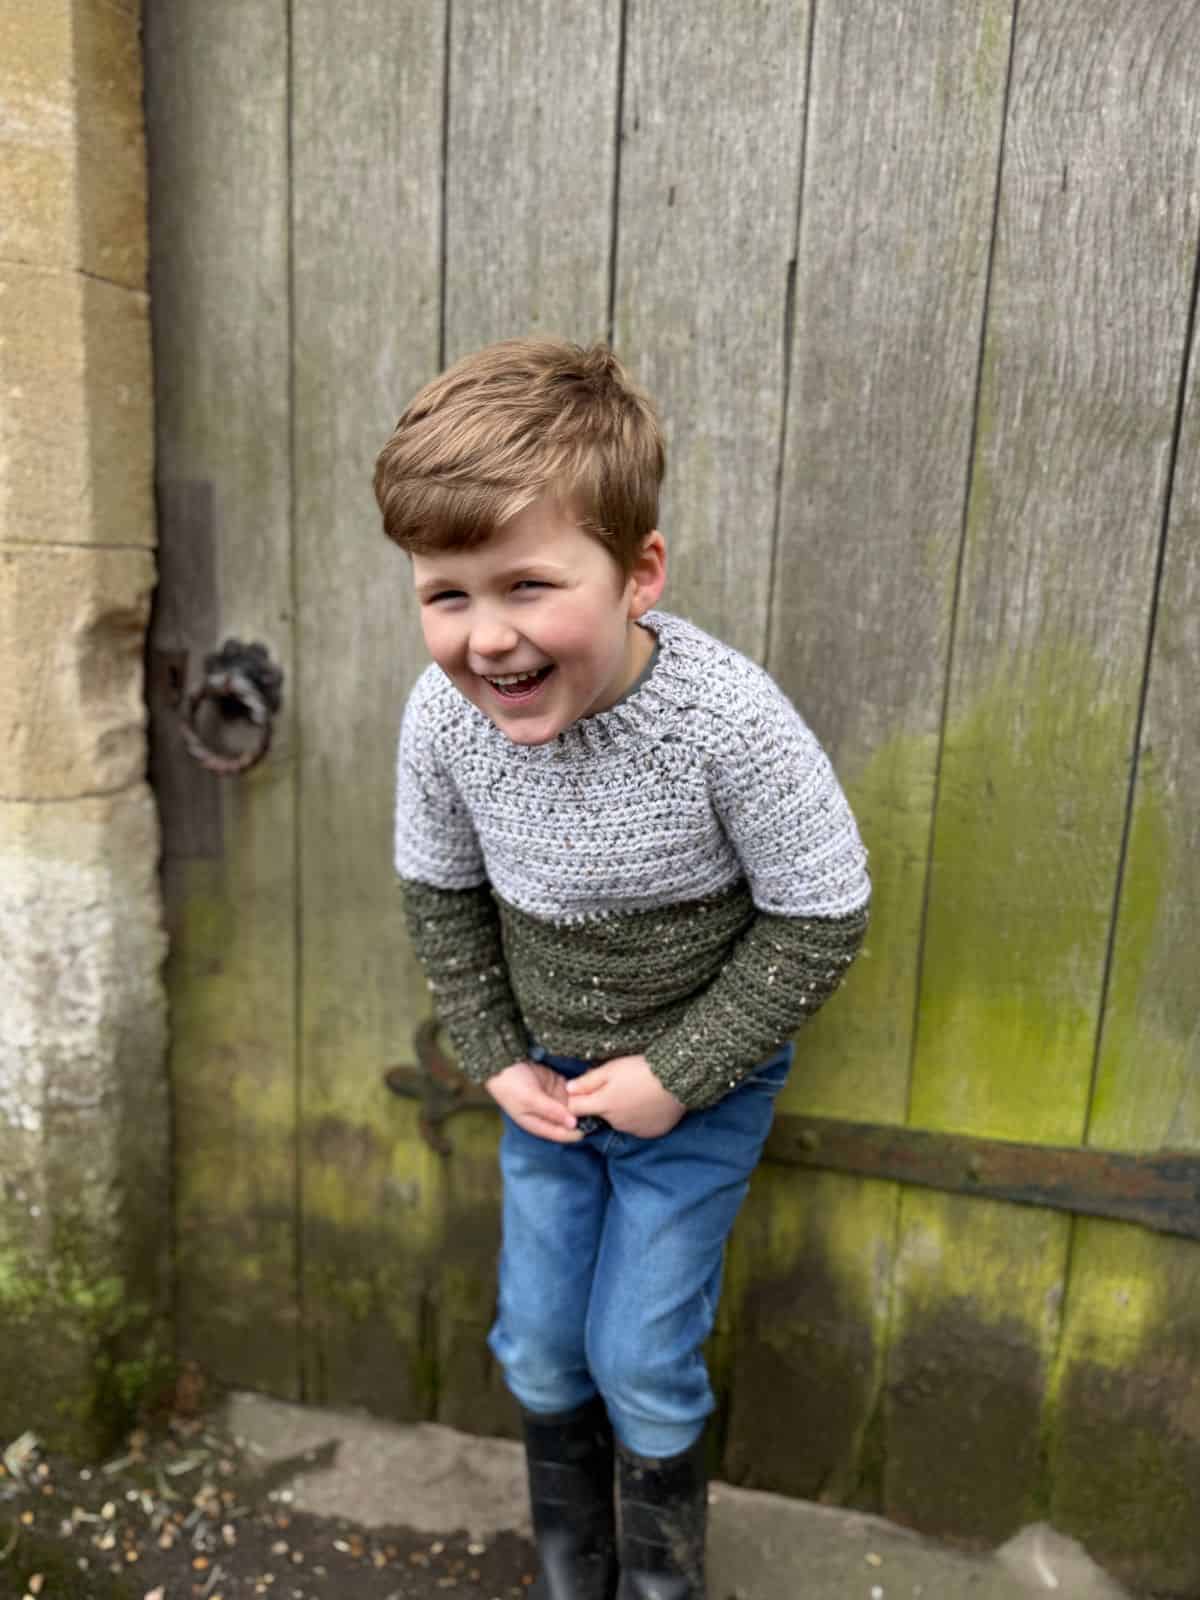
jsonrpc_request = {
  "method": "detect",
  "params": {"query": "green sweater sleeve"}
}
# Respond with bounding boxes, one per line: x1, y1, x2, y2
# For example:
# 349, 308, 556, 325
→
643, 904, 869, 1109
399, 878, 528, 1084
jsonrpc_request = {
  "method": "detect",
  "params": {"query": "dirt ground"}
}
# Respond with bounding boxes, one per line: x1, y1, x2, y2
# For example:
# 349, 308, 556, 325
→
0, 1413, 539, 1600
1, 1392, 1141, 1600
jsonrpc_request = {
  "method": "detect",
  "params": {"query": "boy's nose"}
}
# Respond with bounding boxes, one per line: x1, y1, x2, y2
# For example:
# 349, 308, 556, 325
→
468, 615, 519, 659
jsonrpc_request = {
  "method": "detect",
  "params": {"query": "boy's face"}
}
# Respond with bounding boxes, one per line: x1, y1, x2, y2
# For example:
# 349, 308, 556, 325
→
412, 495, 666, 746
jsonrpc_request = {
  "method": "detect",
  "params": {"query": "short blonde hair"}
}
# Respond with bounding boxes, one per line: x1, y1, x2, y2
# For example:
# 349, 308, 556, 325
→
373, 337, 665, 575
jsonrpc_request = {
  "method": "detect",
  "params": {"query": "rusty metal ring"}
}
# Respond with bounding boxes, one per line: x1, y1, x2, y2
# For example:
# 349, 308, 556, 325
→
180, 671, 275, 776
178, 638, 283, 777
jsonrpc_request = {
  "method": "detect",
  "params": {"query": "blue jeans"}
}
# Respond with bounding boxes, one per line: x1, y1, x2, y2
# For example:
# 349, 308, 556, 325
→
487, 1040, 793, 1458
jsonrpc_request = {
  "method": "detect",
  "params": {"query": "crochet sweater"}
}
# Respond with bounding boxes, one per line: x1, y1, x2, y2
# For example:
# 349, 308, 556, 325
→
395, 610, 871, 1108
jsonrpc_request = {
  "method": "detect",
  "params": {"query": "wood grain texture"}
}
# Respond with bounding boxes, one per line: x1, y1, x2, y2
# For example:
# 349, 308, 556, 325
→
1049, 175, 1200, 1591
290, 0, 448, 1417
723, 0, 1014, 1502
143, 0, 300, 1396
613, 0, 809, 658
770, 0, 1012, 1107
888, 0, 1200, 1540
444, 0, 621, 357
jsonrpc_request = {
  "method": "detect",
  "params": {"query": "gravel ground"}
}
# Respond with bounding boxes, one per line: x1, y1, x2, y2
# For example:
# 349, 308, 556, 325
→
0, 1417, 538, 1600
1, 1396, 1138, 1600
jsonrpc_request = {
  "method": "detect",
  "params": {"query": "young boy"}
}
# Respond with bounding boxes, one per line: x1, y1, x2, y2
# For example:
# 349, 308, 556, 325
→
375, 339, 870, 1600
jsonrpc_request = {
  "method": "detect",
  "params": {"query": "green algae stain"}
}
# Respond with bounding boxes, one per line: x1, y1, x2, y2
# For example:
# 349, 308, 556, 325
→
912, 645, 1142, 1142
785, 725, 938, 1121
1047, 1223, 1195, 1516
973, 0, 1012, 110
887, 1187, 1073, 1537
724, 1164, 894, 1501
1090, 764, 1192, 1148
1047, 1220, 1200, 1593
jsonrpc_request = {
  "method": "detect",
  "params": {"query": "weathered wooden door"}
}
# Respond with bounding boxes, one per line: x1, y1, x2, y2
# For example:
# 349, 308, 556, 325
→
143, 3, 1200, 1591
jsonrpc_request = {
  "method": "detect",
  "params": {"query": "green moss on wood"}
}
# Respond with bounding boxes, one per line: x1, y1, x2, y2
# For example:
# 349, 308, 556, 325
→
1091, 762, 1190, 1147
913, 644, 1146, 1142
787, 726, 938, 1121
1046, 1222, 1200, 1594
723, 1164, 892, 1502
885, 1188, 1072, 1539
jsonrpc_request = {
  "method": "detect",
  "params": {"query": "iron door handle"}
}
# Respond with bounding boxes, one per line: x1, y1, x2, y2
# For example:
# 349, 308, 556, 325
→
179, 638, 284, 777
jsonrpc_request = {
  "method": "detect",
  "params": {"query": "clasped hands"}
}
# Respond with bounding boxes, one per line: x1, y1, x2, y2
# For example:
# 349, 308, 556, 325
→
485, 1054, 686, 1144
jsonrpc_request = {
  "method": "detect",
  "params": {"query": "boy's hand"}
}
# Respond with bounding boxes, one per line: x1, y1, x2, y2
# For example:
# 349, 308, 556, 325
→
565, 1055, 686, 1139
486, 1060, 584, 1143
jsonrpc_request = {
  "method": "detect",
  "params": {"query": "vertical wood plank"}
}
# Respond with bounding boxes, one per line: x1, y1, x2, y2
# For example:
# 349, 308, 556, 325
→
887, 0, 1200, 1540
143, 0, 299, 1395
444, 0, 621, 358
614, 0, 809, 658
727, 0, 1014, 1502
291, 0, 447, 1417
437, 0, 621, 1434
1049, 258, 1200, 1590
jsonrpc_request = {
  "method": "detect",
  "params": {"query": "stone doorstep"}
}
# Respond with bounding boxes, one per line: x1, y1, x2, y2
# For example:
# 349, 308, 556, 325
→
219, 1391, 1131, 1600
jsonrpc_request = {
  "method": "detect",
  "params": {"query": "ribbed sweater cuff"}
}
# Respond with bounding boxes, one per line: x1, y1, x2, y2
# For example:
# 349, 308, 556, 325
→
644, 905, 869, 1109
451, 1013, 529, 1085
643, 1026, 763, 1111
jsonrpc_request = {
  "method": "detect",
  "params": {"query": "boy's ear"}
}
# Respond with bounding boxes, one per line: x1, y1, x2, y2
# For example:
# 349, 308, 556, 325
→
628, 530, 667, 618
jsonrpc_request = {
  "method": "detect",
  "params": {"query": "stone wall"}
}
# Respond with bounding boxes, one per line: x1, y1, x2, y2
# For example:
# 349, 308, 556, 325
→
0, 0, 169, 1451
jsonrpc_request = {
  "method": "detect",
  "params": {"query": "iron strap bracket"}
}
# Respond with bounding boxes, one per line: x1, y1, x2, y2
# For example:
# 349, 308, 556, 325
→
382, 1030, 1200, 1243
763, 1116, 1200, 1243
382, 1020, 495, 1157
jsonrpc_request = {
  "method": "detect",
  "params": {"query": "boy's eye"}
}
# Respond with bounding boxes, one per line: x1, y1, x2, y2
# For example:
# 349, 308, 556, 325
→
425, 589, 465, 604
513, 580, 549, 592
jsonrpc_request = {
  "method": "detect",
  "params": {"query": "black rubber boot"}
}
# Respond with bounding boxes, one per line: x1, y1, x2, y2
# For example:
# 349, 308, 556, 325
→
522, 1396, 618, 1600
616, 1435, 707, 1600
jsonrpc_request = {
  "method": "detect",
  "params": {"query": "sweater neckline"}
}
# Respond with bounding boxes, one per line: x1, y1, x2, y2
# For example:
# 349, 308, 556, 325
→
552, 608, 676, 748
473, 608, 685, 757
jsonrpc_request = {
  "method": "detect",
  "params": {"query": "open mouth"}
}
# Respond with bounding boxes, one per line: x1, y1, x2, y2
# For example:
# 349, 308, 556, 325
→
483, 665, 555, 702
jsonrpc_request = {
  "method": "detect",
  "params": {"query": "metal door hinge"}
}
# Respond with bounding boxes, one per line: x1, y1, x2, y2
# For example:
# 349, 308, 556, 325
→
383, 1026, 1200, 1241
